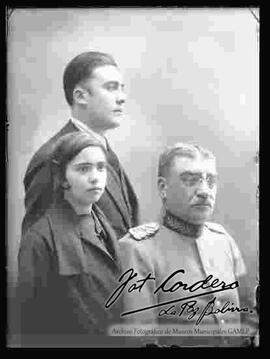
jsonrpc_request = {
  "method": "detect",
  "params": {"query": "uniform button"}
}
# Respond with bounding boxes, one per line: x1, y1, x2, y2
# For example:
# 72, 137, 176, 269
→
220, 319, 225, 324
216, 300, 221, 306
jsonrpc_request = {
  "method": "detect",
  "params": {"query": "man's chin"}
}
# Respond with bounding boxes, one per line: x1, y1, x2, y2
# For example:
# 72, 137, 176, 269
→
112, 113, 124, 126
188, 212, 212, 225
191, 216, 211, 225
104, 120, 121, 131
112, 121, 121, 129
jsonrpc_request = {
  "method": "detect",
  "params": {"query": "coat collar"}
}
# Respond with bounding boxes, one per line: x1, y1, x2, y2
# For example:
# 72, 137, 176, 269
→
69, 117, 107, 149
46, 197, 121, 275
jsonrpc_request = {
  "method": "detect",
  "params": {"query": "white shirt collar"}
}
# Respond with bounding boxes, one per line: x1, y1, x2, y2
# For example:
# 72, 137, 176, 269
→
70, 116, 107, 149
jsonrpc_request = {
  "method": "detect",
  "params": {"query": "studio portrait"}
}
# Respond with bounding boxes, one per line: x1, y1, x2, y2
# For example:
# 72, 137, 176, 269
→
7, 7, 259, 348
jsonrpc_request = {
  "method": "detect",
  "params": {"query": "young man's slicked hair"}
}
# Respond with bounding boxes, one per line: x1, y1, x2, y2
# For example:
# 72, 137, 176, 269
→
158, 142, 215, 178
63, 51, 118, 106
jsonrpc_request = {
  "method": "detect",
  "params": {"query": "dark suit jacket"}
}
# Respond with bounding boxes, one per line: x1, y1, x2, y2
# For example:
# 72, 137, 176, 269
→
23, 120, 140, 238
17, 198, 124, 347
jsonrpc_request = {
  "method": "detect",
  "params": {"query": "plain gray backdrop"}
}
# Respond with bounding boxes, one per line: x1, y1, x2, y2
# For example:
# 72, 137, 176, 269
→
7, 7, 259, 338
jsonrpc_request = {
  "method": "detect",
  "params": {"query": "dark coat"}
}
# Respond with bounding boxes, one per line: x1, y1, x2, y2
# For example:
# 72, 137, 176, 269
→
17, 198, 124, 347
22, 120, 140, 238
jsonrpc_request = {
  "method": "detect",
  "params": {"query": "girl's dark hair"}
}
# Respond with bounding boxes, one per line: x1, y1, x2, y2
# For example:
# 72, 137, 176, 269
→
50, 131, 107, 193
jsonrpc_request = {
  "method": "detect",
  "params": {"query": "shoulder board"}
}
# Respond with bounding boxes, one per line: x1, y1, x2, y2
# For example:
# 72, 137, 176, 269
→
205, 222, 227, 235
128, 222, 160, 241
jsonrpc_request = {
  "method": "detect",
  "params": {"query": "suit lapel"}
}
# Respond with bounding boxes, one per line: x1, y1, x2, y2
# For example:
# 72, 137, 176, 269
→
104, 163, 130, 226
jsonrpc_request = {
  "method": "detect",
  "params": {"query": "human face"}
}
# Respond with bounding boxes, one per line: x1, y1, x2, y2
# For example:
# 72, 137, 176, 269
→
159, 156, 217, 225
64, 146, 107, 213
82, 65, 126, 133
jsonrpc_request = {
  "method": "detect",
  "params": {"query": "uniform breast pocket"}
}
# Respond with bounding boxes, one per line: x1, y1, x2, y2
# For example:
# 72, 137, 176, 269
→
214, 249, 236, 284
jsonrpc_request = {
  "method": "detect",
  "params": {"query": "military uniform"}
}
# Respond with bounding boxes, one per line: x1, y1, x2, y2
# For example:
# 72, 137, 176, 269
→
119, 215, 258, 347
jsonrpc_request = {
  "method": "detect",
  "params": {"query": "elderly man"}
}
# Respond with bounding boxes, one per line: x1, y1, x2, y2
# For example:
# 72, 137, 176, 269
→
117, 143, 258, 347
22, 51, 140, 238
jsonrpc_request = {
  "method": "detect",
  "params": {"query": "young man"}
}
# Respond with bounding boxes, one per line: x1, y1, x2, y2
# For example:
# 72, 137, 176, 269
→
118, 143, 258, 347
23, 51, 140, 238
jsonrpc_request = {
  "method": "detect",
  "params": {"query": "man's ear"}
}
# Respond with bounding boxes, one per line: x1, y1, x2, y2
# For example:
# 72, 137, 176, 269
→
73, 86, 89, 105
157, 176, 167, 200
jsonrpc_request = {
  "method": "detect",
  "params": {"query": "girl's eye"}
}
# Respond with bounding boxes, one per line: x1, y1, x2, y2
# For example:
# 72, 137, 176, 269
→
79, 166, 90, 173
97, 163, 107, 171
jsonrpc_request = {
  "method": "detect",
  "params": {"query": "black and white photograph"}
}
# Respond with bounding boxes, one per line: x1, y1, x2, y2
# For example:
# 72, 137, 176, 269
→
7, 7, 259, 348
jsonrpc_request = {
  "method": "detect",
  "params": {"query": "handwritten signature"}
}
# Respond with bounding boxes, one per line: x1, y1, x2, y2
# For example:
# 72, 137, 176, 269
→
158, 297, 251, 325
105, 268, 249, 320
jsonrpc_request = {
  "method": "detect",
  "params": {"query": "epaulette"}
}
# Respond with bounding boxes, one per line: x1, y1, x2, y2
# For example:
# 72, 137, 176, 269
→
205, 222, 227, 235
128, 222, 160, 241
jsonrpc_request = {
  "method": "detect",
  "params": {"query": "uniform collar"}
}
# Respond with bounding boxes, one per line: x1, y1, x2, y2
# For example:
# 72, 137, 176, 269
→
163, 210, 204, 238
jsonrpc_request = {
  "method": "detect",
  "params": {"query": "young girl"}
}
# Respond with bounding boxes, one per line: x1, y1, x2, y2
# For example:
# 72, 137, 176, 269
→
17, 132, 123, 347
